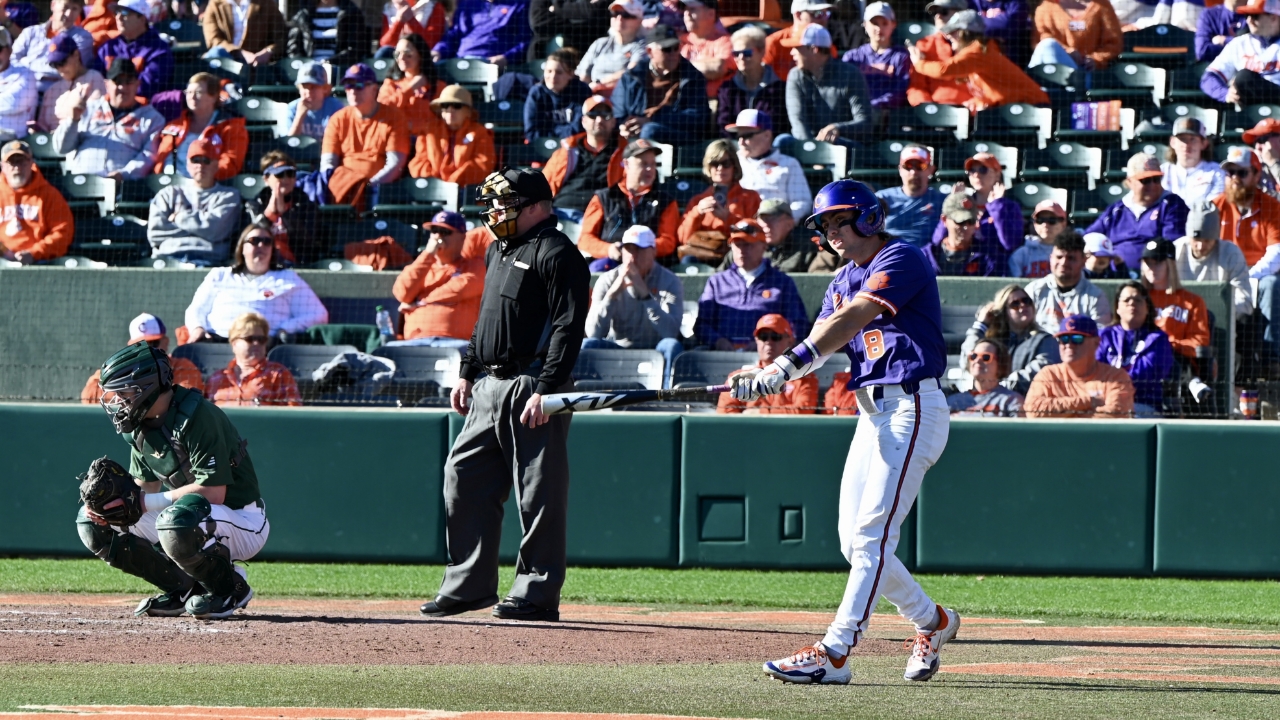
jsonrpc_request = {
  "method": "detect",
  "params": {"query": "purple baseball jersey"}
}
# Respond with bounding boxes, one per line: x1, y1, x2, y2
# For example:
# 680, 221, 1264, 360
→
818, 240, 947, 389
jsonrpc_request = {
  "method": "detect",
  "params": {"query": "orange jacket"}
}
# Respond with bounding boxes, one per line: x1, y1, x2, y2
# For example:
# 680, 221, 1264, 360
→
154, 111, 250, 181
377, 77, 446, 137
81, 358, 204, 403
914, 39, 1048, 112
408, 115, 495, 186
205, 359, 302, 407
81, 0, 118, 47
717, 360, 819, 414
1150, 287, 1212, 364
762, 24, 836, 81
462, 226, 496, 259
392, 251, 486, 340
0, 168, 74, 261
1213, 191, 1280, 267
907, 33, 972, 107
823, 372, 859, 415
1024, 361, 1135, 418
542, 133, 625, 197
678, 182, 761, 246
579, 185, 680, 259
1033, 0, 1124, 69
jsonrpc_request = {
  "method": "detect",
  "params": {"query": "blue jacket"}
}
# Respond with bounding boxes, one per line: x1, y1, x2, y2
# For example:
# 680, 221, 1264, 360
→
611, 58, 711, 138
1097, 325, 1174, 410
524, 79, 592, 142
695, 260, 808, 347
432, 0, 531, 66
1196, 5, 1246, 63
1084, 193, 1189, 269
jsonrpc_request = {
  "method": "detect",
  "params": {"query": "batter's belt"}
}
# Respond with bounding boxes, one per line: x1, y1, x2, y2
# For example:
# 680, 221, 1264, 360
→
854, 377, 941, 416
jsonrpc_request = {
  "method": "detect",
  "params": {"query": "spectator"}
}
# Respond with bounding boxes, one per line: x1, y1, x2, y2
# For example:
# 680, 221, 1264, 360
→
287, 0, 376, 65
749, 197, 818, 272
1011, 200, 1066, 279
1098, 280, 1175, 416
907, 0, 973, 107
679, 0, 733, 98
377, 33, 445, 137
576, 0, 646, 96
962, 283, 1060, 395
582, 224, 685, 371
204, 311, 304, 407
408, 84, 494, 185
153, 72, 249, 181
931, 191, 1007, 276
1082, 233, 1132, 279
763, 0, 836, 81
1202, 0, 1280, 106
1175, 199, 1254, 319
696, 218, 808, 349
525, 48, 592, 141
784, 23, 871, 145
718, 313, 818, 413
391, 210, 485, 348
1162, 117, 1226, 207
822, 367, 859, 415
12, 0, 93, 93
0, 139, 73, 264
81, 313, 205, 404
79, 0, 117, 47
677, 139, 762, 265
718, 26, 789, 138
0, 0, 36, 37
974, 0, 1032, 66
1025, 314, 1136, 418
1028, 0, 1123, 71
430, 0, 529, 68
877, 145, 946, 250
1140, 237, 1213, 384
202, 0, 287, 66
52, 59, 160, 179
147, 137, 242, 265
841, 2, 909, 110
285, 61, 344, 140
827, 0, 870, 52
186, 222, 329, 341
931, 153, 1024, 253
729, 110, 808, 223
324, 63, 410, 208
908, 10, 1049, 113
1025, 231, 1115, 333
1085, 152, 1190, 269
1112, 0, 1174, 29
545, 95, 624, 219
611, 24, 712, 144
1214, 146, 1280, 277
245, 151, 321, 266
0, 28, 35, 141
948, 339, 1025, 416
35, 32, 105, 133
531, 0, 608, 65
377, 0, 446, 57
1196, 0, 1245, 63
97, 0, 172, 99
579, 138, 679, 267
1244, 117, 1280, 198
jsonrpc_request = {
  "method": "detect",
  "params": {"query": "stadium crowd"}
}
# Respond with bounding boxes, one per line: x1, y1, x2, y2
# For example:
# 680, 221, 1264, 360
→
1, 0, 1276, 416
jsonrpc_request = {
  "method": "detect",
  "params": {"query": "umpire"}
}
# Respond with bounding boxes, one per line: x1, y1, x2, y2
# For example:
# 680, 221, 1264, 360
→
420, 168, 590, 623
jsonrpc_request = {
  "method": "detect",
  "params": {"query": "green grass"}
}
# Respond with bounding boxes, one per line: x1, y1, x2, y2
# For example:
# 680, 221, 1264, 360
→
5, 558, 1280, 625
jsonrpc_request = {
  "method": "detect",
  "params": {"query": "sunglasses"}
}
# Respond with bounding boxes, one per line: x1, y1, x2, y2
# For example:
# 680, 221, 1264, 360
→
658, 45, 681, 53
265, 167, 297, 179
611, 11, 638, 19
708, 160, 734, 168
736, 131, 761, 141
1057, 333, 1089, 345
438, 102, 465, 111
968, 165, 990, 175
243, 236, 274, 247
732, 48, 755, 58
344, 82, 371, 91
189, 156, 214, 165
967, 352, 994, 363
1256, 135, 1277, 145
236, 335, 270, 345
807, 9, 831, 16
953, 219, 976, 228
584, 111, 612, 119
756, 331, 786, 342
1138, 176, 1163, 186
1007, 297, 1033, 310
1034, 215, 1062, 225
1225, 168, 1252, 180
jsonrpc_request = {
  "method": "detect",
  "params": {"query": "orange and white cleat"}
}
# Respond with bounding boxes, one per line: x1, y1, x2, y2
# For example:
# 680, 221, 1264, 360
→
903, 606, 960, 681
763, 643, 851, 685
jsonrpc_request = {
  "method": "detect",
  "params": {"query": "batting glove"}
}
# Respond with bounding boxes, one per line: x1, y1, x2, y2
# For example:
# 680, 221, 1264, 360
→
751, 339, 822, 398
729, 368, 762, 402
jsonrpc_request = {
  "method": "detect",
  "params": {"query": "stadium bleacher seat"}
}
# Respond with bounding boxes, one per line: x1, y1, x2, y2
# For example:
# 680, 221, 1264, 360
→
118, 174, 178, 217
556, 218, 581, 244
234, 96, 289, 139
946, 141, 1019, 186
1087, 62, 1167, 110
368, 57, 395, 81
311, 258, 372, 272
171, 342, 237, 381
136, 256, 193, 269
1028, 63, 1083, 110
203, 56, 249, 85
370, 177, 459, 224
886, 103, 969, 143
27, 132, 64, 176
779, 139, 850, 191
1167, 62, 1211, 105
50, 255, 105, 268
1070, 182, 1125, 225
479, 98, 524, 141
1118, 24, 1195, 68
1221, 104, 1280, 144
371, 345, 462, 406
662, 177, 708, 212
56, 174, 117, 218
1104, 145, 1168, 183
674, 141, 715, 178
230, 173, 268, 201
1051, 106, 1129, 150
572, 348, 665, 391
332, 218, 420, 254
671, 350, 756, 389
847, 140, 915, 186
439, 58, 500, 101
157, 18, 204, 56
1018, 142, 1102, 189
896, 20, 935, 45
263, 135, 321, 169
72, 214, 148, 264
267, 343, 378, 404
1135, 103, 1220, 142
973, 104, 1051, 149
1009, 182, 1069, 218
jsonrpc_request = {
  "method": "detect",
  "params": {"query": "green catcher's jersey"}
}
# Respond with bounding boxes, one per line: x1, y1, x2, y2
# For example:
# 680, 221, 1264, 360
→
123, 386, 262, 509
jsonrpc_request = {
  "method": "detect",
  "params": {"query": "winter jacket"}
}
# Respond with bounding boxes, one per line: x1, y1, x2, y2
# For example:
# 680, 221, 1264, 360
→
841, 44, 910, 109
1149, 287, 1212, 365
1175, 236, 1253, 318
913, 38, 1049, 113
907, 33, 972, 107
785, 58, 872, 142
962, 322, 1060, 396
1212, 189, 1280, 271
377, 76, 445, 136
762, 24, 837, 81
583, 262, 684, 347
1024, 361, 1136, 418
610, 57, 712, 141
1097, 324, 1175, 409
153, 109, 250, 181
718, 359, 819, 414
542, 132, 625, 197
97, 27, 174, 99
408, 115, 495, 185
716, 65, 789, 137
523, 78, 592, 141
392, 251, 486, 340
1085, 191, 1190, 268
53, 96, 164, 180
0, 168, 74, 260
287, 0, 376, 66
1202, 32, 1280, 103
379, 0, 446, 50
1033, 0, 1124, 69
203, 0, 288, 57
205, 359, 302, 406
579, 183, 680, 259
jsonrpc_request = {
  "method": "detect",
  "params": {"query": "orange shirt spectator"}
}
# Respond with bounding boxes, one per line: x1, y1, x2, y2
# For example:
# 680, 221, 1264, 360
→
762, 18, 837, 81
579, 138, 680, 261
1141, 239, 1213, 369
909, 13, 1049, 112
323, 64, 411, 208
407, 84, 495, 186
677, 138, 760, 263
1032, 0, 1124, 70
80, 0, 117, 47
392, 210, 485, 342
1024, 314, 1136, 418
81, 312, 203, 403
906, 32, 972, 107
1212, 170, 1280, 268
376, 35, 445, 136
543, 118, 625, 198
823, 371, 859, 415
717, 313, 819, 414
153, 73, 249, 181
203, 311, 303, 407
0, 142, 74, 263
462, 225, 495, 259
679, 4, 734, 98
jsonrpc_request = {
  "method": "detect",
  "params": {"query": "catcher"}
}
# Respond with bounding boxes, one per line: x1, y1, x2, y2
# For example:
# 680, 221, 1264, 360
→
75, 342, 270, 620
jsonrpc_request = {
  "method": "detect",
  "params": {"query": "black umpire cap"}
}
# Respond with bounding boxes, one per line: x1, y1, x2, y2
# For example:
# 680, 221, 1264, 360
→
477, 167, 553, 205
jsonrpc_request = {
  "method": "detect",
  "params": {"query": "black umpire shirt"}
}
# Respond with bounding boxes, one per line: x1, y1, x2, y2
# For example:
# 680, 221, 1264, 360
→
460, 217, 591, 396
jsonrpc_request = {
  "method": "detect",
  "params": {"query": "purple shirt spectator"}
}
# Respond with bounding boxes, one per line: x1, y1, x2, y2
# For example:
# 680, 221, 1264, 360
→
1096, 324, 1174, 410
97, 26, 174, 99
695, 260, 808, 347
1196, 4, 1246, 63
930, 196, 1025, 254
432, 0, 531, 67
970, 0, 1030, 65
3, 2, 38, 32
841, 44, 910, 109
929, 238, 1008, 276
1084, 193, 1189, 269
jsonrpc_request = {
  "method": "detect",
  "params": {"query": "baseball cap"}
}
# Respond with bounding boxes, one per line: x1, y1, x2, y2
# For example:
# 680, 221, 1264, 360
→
1171, 116, 1208, 138
925, 0, 968, 13
47, 32, 80, 67
939, 9, 985, 34
1056, 314, 1098, 338
899, 145, 932, 167
791, 0, 834, 12
0, 139, 31, 162
755, 313, 795, 338
1082, 232, 1115, 257
1236, 0, 1280, 15
864, 1, 895, 21
583, 94, 612, 115
425, 210, 467, 235
1185, 200, 1221, 242
729, 218, 766, 243
1244, 118, 1280, 145
115, 0, 151, 17
1125, 152, 1163, 180
781, 22, 833, 48
105, 57, 140, 81
942, 191, 977, 223
623, 138, 664, 159
758, 198, 790, 217
187, 135, 223, 161
1222, 145, 1262, 173
964, 152, 1002, 175
647, 24, 681, 49
295, 60, 330, 87
342, 63, 378, 86
1141, 238, 1176, 261
128, 313, 167, 343
608, 0, 644, 16
1032, 200, 1066, 219
726, 108, 772, 134
621, 224, 657, 248
679, 0, 718, 9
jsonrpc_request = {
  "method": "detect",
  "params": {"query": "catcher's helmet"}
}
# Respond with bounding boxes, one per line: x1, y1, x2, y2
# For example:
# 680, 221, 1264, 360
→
98, 342, 173, 434
804, 179, 886, 237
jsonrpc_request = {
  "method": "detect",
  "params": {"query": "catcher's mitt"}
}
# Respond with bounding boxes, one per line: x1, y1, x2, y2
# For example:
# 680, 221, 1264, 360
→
78, 456, 144, 526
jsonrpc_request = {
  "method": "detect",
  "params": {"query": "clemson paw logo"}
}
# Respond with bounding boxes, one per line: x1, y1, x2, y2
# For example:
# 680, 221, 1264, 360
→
865, 272, 890, 291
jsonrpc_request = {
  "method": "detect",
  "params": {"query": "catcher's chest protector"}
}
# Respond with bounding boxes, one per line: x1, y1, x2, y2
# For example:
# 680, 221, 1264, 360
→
125, 390, 246, 489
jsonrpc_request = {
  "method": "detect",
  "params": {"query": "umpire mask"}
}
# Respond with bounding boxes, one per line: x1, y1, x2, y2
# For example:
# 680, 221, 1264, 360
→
98, 342, 174, 434
477, 168, 553, 240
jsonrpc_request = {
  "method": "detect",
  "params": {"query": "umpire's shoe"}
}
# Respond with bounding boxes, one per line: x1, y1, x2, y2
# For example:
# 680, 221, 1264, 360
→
134, 586, 199, 618
186, 576, 254, 620
419, 594, 499, 617
492, 596, 559, 622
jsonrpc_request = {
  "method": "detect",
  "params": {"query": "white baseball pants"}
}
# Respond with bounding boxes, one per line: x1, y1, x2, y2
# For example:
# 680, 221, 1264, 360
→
113, 502, 271, 563
821, 388, 950, 657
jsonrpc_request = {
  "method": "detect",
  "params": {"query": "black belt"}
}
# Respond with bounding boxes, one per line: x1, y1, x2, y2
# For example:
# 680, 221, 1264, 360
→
483, 358, 544, 380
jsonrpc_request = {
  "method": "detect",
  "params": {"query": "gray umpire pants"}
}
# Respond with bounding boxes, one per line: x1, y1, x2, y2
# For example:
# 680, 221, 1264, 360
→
438, 374, 573, 610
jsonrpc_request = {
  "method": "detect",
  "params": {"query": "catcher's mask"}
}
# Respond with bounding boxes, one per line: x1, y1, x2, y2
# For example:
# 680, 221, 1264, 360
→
98, 342, 174, 434
476, 168, 553, 240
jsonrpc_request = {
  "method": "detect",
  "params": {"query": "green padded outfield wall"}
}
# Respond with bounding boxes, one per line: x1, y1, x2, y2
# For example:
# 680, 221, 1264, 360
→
917, 419, 1156, 574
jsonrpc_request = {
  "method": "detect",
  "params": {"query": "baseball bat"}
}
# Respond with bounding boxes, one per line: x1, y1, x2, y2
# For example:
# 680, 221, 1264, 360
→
541, 385, 730, 415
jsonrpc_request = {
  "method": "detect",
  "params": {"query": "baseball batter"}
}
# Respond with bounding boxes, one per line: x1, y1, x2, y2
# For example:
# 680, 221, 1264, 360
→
732, 180, 959, 684
75, 342, 269, 620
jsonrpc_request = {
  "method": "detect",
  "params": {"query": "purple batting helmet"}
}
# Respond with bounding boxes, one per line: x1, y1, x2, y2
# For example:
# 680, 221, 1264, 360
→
804, 179, 886, 237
